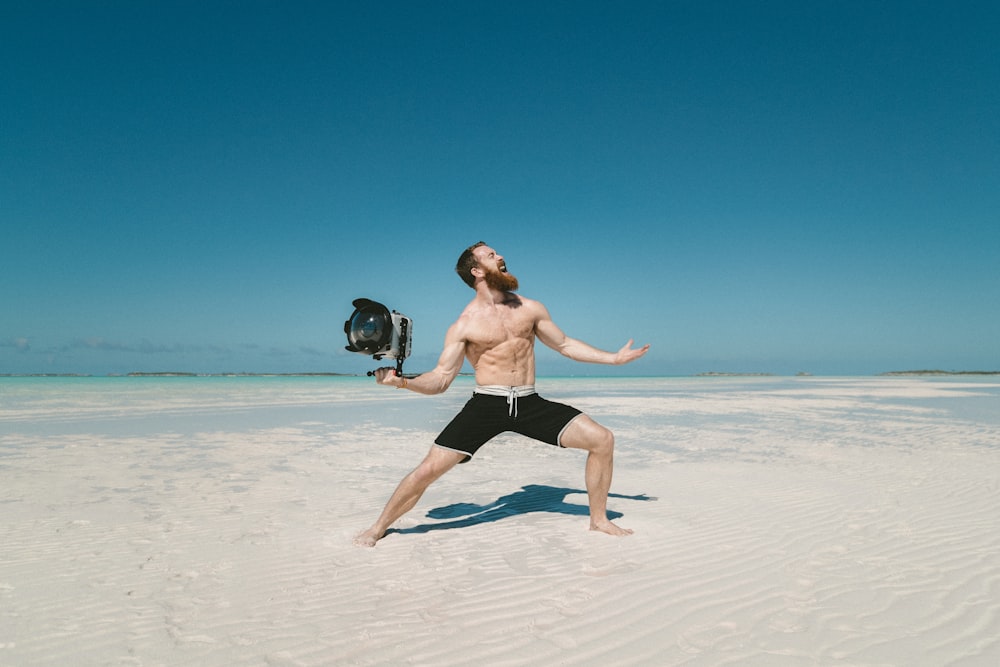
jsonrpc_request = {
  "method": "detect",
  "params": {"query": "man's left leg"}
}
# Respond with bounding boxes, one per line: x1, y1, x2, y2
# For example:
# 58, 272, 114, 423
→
560, 415, 633, 536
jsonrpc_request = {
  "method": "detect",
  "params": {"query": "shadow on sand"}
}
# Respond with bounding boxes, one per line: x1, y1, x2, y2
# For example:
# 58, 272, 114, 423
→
388, 484, 655, 536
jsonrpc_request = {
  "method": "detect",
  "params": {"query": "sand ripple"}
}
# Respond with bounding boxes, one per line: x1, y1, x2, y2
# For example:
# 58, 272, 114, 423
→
1, 377, 998, 665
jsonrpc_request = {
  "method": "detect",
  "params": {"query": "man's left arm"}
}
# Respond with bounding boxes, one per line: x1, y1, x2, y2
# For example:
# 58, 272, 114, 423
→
534, 302, 649, 365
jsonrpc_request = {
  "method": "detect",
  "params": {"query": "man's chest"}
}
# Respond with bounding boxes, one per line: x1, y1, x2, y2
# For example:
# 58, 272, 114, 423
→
467, 310, 536, 346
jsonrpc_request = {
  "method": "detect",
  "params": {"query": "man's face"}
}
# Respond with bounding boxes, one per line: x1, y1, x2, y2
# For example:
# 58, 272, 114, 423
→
474, 245, 519, 292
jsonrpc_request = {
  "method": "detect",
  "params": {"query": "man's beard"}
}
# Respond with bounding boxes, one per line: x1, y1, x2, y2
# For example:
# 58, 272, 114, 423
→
484, 267, 519, 292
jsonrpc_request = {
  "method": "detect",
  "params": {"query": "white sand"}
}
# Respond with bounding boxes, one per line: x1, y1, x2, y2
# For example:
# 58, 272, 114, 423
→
1, 376, 999, 666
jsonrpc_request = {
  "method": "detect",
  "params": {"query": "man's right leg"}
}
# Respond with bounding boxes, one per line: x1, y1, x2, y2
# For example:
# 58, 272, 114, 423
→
354, 445, 465, 547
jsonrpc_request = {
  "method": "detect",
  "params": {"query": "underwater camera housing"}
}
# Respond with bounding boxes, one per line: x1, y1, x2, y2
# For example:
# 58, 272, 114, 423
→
344, 298, 412, 376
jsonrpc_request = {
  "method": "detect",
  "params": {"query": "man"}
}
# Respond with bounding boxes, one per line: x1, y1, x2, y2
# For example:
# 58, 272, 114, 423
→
354, 242, 649, 547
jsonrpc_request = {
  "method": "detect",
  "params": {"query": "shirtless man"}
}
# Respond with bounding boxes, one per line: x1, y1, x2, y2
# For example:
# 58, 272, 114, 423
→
354, 242, 649, 547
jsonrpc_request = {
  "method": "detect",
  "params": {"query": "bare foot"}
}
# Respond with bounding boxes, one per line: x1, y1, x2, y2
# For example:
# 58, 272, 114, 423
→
353, 527, 383, 547
590, 519, 633, 536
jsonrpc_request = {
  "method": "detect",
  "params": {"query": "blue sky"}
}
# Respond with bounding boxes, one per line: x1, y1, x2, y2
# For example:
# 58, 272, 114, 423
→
3, 1, 998, 376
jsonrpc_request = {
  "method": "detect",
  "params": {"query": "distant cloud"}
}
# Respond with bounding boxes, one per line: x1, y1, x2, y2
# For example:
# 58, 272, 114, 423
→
2, 337, 31, 352
63, 337, 326, 360
258, 345, 330, 359
76, 337, 134, 352
69, 338, 227, 355
4, 336, 333, 375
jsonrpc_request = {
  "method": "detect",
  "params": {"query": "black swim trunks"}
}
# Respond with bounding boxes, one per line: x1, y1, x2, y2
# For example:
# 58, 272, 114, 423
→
435, 386, 582, 463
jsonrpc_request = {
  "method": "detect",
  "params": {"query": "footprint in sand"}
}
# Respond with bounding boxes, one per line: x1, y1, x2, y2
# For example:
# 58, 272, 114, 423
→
581, 560, 640, 577
677, 621, 741, 654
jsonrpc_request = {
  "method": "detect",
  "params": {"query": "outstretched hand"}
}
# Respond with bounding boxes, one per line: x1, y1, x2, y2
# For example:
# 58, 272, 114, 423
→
615, 339, 650, 365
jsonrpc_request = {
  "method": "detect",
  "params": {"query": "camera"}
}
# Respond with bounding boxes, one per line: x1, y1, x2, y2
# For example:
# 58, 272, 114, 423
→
344, 298, 412, 376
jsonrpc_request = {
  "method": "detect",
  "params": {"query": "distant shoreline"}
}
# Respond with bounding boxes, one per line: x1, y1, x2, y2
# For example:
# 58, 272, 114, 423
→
0, 372, 358, 378
122, 372, 360, 378
876, 370, 1000, 376
3, 370, 999, 379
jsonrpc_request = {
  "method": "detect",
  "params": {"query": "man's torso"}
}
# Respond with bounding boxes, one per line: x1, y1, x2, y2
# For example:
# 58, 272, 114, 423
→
459, 294, 539, 386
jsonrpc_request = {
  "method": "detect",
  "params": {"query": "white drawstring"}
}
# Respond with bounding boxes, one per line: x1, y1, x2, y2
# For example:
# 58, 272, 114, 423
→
474, 385, 536, 418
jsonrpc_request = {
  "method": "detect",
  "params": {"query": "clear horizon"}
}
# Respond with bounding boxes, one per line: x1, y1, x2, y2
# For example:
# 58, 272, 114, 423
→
3, 2, 998, 377
3, 369, 999, 379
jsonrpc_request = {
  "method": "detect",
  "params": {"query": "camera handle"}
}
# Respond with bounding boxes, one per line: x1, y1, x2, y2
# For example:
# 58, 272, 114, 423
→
365, 358, 406, 378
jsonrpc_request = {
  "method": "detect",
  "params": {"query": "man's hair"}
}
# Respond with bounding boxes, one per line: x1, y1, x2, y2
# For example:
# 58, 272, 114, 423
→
456, 241, 487, 288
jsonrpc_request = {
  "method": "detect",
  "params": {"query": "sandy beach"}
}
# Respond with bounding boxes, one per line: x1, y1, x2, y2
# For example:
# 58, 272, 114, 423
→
1, 375, 999, 666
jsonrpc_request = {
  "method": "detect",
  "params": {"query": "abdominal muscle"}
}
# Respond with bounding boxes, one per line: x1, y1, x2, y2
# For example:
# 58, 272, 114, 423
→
469, 338, 536, 386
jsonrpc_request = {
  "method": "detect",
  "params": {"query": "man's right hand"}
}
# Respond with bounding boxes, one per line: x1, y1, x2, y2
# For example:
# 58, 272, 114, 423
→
373, 367, 403, 387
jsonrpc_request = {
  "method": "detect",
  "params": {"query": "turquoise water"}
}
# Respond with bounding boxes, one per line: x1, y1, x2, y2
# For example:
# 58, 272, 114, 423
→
3, 375, 998, 441
0, 375, 392, 437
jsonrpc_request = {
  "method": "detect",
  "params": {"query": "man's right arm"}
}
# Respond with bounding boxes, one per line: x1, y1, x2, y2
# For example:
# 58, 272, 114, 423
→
374, 321, 466, 394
